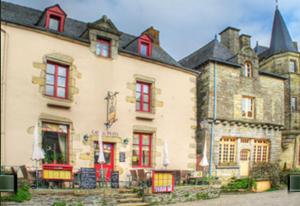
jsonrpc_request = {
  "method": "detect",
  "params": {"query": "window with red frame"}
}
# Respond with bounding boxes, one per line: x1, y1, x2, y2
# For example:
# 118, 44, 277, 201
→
48, 15, 61, 31
138, 34, 152, 57
45, 5, 66, 32
45, 62, 68, 99
96, 38, 110, 57
132, 133, 152, 167
136, 82, 151, 112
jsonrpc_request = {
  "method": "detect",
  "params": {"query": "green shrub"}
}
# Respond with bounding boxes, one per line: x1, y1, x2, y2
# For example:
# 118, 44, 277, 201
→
196, 192, 209, 200
280, 168, 300, 185
250, 162, 281, 188
52, 201, 66, 206
221, 178, 251, 192
0, 183, 32, 202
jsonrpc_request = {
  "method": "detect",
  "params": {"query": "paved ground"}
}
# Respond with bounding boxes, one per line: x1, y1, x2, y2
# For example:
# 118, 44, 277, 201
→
170, 190, 300, 206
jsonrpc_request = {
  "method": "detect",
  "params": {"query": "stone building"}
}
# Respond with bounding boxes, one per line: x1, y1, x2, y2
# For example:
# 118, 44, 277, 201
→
255, 7, 300, 169
0, 2, 198, 182
180, 11, 287, 178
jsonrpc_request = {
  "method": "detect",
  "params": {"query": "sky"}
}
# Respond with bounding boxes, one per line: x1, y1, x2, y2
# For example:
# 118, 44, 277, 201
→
4, 0, 300, 60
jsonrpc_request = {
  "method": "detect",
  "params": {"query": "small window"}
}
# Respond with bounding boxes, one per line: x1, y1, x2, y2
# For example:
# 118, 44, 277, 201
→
291, 97, 297, 112
253, 140, 269, 163
289, 60, 297, 73
49, 15, 61, 31
242, 96, 254, 118
138, 34, 152, 57
136, 81, 151, 112
42, 123, 68, 164
140, 42, 150, 56
219, 138, 236, 165
96, 39, 110, 58
132, 133, 152, 167
244, 62, 252, 77
45, 62, 68, 99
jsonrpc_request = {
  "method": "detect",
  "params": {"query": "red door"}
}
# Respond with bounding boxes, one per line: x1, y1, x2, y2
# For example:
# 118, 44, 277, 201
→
94, 142, 114, 182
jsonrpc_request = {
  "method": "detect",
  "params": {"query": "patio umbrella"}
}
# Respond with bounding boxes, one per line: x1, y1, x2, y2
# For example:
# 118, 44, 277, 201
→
163, 141, 170, 169
200, 140, 209, 176
97, 131, 106, 186
31, 124, 45, 188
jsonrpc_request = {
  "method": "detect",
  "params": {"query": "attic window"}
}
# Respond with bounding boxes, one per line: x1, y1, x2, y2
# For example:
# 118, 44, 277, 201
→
96, 38, 110, 58
138, 34, 152, 57
45, 5, 66, 32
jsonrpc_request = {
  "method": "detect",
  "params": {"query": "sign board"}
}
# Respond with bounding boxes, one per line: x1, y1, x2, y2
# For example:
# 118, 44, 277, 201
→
119, 152, 126, 162
42, 164, 73, 181
0, 174, 17, 193
80, 168, 97, 189
152, 170, 174, 193
111, 171, 119, 188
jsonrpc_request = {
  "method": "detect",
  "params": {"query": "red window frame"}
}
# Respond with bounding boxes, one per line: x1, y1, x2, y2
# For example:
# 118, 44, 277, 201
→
41, 122, 70, 164
45, 5, 66, 32
96, 38, 111, 58
138, 34, 152, 57
136, 81, 151, 112
45, 61, 69, 99
132, 133, 152, 168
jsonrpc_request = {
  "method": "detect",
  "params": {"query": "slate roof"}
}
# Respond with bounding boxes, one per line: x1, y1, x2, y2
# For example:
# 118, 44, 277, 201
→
1, 1, 183, 69
259, 7, 298, 60
254, 45, 269, 56
179, 39, 239, 69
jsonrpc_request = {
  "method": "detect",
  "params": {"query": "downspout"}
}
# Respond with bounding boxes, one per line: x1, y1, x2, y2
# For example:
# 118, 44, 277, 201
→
209, 61, 217, 176
1, 28, 9, 172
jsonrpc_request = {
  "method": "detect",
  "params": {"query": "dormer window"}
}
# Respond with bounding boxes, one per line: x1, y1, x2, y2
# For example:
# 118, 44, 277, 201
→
138, 34, 152, 57
244, 61, 252, 77
44, 5, 66, 32
96, 38, 110, 58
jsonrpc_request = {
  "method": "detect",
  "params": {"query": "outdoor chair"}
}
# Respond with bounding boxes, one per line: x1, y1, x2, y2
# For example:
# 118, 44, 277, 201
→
130, 169, 138, 186
180, 170, 190, 185
20, 165, 35, 186
137, 169, 151, 187
173, 170, 181, 185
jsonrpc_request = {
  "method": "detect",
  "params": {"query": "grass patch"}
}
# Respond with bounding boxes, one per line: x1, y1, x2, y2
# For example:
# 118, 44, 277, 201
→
221, 178, 252, 192
0, 183, 32, 202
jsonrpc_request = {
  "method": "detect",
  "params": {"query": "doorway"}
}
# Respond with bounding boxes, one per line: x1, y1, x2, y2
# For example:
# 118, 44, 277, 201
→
240, 149, 250, 176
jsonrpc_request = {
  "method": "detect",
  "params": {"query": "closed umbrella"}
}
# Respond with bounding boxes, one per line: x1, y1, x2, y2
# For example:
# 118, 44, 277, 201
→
31, 124, 45, 188
163, 141, 170, 169
97, 131, 106, 186
200, 140, 209, 177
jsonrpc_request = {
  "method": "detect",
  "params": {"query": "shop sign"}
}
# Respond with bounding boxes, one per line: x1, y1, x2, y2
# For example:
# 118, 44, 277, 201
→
152, 171, 174, 193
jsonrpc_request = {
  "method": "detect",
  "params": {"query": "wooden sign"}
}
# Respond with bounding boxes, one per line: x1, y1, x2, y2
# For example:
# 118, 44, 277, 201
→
152, 170, 174, 193
80, 168, 97, 189
119, 152, 126, 162
42, 164, 73, 181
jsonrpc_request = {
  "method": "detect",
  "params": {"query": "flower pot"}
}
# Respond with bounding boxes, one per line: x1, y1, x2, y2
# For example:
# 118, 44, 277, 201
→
252, 179, 271, 192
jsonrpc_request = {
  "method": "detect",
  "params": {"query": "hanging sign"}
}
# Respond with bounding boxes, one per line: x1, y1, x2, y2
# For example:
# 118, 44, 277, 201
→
105, 91, 118, 128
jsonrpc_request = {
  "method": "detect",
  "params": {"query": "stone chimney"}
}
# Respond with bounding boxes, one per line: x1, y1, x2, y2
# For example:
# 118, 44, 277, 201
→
239, 34, 251, 48
293, 41, 298, 51
219, 27, 240, 54
142, 26, 160, 45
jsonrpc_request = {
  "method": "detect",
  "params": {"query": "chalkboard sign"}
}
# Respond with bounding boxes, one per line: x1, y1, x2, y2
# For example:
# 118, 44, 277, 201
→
119, 152, 126, 162
80, 168, 97, 189
111, 171, 119, 188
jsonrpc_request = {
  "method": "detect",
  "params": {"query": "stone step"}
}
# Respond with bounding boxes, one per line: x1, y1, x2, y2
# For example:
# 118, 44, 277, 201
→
118, 193, 139, 198
117, 203, 150, 206
118, 188, 135, 193
118, 197, 143, 203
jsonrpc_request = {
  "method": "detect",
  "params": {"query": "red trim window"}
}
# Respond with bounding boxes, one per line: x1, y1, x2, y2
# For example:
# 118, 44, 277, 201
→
96, 38, 111, 57
45, 62, 69, 99
244, 61, 253, 77
45, 5, 66, 32
136, 81, 151, 112
138, 34, 152, 57
132, 133, 152, 167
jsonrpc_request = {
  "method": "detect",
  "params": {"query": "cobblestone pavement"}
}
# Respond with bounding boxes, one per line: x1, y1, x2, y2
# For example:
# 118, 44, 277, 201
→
170, 190, 300, 206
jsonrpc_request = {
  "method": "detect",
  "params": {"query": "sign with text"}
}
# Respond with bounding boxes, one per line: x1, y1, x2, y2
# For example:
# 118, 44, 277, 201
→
152, 170, 174, 193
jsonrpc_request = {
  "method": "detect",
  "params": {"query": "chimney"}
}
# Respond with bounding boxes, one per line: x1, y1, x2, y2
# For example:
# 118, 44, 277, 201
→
142, 26, 160, 45
239, 34, 251, 48
219, 27, 240, 54
293, 41, 298, 51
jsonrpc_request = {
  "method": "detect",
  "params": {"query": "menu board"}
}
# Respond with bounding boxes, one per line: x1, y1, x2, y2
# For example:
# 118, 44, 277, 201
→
110, 171, 119, 188
152, 171, 174, 193
80, 168, 97, 189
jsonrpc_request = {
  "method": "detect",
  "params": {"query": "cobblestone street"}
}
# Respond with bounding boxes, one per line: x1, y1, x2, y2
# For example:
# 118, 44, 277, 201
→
170, 190, 300, 206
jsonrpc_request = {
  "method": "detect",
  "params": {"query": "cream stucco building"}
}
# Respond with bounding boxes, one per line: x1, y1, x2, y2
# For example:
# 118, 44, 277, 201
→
1, 2, 198, 182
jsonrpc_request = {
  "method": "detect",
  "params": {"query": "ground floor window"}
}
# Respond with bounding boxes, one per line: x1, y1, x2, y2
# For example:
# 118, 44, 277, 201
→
219, 137, 236, 165
132, 133, 152, 167
42, 123, 68, 164
253, 140, 269, 163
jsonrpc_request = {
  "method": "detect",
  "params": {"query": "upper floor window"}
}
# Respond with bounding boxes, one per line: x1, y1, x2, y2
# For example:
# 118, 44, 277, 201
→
244, 62, 252, 77
136, 81, 151, 112
253, 140, 269, 163
45, 5, 66, 32
289, 60, 297, 73
291, 97, 297, 112
242, 96, 254, 118
138, 34, 152, 57
96, 38, 110, 57
132, 133, 152, 167
45, 62, 69, 99
219, 137, 236, 165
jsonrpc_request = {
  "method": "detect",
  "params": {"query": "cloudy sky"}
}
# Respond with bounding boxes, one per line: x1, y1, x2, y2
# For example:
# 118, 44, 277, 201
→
4, 0, 300, 60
